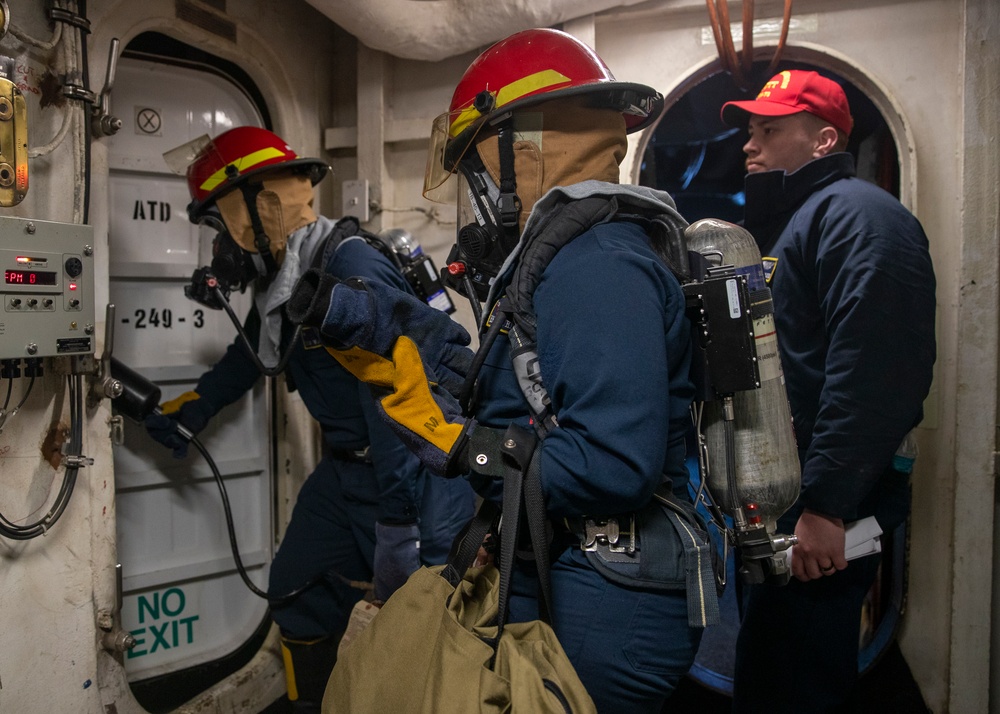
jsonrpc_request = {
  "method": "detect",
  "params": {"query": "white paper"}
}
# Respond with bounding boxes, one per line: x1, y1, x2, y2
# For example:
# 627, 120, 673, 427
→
843, 515, 882, 561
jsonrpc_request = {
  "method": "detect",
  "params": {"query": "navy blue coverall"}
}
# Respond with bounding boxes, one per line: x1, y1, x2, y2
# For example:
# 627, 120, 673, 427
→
472, 215, 703, 714
732, 153, 936, 713
191, 234, 475, 639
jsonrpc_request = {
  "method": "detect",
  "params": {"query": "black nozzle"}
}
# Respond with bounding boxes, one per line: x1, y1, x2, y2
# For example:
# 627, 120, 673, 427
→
110, 357, 161, 423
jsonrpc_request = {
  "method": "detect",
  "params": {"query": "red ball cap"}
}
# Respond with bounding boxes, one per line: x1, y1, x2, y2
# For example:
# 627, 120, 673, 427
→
721, 69, 853, 136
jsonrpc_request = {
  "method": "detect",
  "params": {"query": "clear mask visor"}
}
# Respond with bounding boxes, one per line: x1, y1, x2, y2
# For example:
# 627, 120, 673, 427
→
163, 134, 212, 176
194, 212, 228, 269
422, 109, 487, 205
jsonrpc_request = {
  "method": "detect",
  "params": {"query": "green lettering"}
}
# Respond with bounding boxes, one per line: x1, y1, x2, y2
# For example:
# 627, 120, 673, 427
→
180, 615, 199, 644
149, 622, 171, 653
162, 587, 185, 617
137, 593, 159, 624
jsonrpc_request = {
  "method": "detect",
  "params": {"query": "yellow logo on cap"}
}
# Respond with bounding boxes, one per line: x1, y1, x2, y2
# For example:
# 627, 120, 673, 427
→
756, 70, 793, 100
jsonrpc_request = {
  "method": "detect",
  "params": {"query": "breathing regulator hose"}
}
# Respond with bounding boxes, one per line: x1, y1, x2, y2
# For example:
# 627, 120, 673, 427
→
110, 358, 367, 605
210, 285, 300, 378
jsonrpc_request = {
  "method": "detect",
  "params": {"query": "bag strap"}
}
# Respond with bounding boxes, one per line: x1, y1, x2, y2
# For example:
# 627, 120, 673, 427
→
441, 499, 500, 587
495, 447, 524, 644
521, 448, 553, 622
495, 423, 553, 639
440, 420, 553, 659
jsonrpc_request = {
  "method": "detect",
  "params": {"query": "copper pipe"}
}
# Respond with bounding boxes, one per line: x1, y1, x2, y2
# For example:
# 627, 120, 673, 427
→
741, 0, 754, 82
766, 0, 794, 75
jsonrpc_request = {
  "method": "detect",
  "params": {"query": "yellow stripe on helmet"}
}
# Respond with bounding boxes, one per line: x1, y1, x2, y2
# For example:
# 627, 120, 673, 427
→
449, 69, 572, 138
198, 146, 287, 193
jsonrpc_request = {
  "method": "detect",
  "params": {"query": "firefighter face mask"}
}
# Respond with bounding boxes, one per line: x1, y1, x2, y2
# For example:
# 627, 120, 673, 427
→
182, 213, 260, 308
215, 172, 318, 264
454, 155, 516, 300
210, 227, 259, 291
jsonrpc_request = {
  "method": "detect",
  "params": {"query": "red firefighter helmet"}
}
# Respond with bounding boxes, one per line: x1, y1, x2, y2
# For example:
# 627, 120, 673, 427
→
185, 126, 328, 219
423, 28, 664, 200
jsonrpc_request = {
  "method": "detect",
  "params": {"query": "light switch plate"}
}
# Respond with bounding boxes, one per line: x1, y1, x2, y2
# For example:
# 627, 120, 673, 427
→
342, 179, 369, 223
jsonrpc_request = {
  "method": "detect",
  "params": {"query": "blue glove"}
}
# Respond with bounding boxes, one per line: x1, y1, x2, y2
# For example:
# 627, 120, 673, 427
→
373, 520, 422, 602
286, 269, 473, 397
143, 391, 215, 458
286, 270, 477, 475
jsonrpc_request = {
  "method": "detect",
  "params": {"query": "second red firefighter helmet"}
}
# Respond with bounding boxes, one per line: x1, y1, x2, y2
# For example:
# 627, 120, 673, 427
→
185, 126, 328, 220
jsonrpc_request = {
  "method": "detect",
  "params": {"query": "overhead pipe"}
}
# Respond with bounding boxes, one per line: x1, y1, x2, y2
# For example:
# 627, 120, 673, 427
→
304, 0, 654, 62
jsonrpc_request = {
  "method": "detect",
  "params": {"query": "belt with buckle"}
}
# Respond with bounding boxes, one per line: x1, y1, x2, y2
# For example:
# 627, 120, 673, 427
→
564, 514, 638, 558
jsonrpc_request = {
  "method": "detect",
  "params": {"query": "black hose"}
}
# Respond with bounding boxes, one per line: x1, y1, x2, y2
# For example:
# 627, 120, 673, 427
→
186, 434, 272, 600
724, 413, 739, 510
459, 297, 509, 413
213, 286, 299, 378
184, 429, 369, 605
462, 274, 483, 325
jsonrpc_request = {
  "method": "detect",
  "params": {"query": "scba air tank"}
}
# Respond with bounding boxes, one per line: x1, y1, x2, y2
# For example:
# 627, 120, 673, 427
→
684, 218, 800, 531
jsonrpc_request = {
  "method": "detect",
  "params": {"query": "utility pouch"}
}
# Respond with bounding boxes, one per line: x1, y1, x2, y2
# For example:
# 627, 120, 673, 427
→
577, 487, 720, 627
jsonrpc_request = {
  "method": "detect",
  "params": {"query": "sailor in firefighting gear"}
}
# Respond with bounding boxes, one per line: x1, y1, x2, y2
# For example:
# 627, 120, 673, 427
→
287, 29, 719, 713
144, 126, 475, 711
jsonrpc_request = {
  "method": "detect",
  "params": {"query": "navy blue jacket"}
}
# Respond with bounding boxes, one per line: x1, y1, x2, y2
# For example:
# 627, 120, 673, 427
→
743, 153, 936, 521
474, 220, 693, 518
193, 233, 425, 523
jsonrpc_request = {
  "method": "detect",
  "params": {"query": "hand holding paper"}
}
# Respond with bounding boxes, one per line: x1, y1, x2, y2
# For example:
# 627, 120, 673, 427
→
784, 515, 883, 571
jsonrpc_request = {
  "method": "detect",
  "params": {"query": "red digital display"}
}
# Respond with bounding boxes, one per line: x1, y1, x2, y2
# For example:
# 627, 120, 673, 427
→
5, 269, 57, 286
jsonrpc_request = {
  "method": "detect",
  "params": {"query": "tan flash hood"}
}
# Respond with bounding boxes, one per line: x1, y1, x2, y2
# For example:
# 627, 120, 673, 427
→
474, 98, 628, 232
215, 172, 318, 260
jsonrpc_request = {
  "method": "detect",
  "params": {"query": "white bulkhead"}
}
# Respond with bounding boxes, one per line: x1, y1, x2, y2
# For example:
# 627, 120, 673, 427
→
0, 1, 995, 712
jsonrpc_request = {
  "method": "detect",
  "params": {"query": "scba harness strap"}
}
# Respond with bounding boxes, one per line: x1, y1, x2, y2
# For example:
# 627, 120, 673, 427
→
503, 194, 691, 437
467, 193, 720, 628
312, 215, 391, 271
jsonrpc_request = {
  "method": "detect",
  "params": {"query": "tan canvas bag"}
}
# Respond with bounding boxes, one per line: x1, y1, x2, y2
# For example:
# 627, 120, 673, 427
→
323, 561, 595, 713
325, 433, 596, 713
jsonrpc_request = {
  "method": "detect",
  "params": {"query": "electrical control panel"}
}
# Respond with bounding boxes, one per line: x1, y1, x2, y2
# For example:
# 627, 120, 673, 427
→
0, 216, 95, 359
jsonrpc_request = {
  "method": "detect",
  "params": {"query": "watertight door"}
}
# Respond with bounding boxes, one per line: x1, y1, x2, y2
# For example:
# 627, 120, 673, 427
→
107, 55, 272, 683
